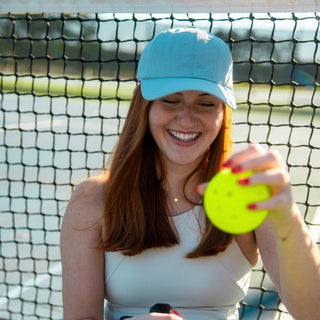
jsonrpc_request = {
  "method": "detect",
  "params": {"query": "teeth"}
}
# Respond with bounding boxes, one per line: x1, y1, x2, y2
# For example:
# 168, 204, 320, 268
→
169, 130, 199, 142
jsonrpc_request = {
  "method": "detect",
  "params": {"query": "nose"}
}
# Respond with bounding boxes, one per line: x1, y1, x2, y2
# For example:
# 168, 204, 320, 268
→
177, 103, 197, 127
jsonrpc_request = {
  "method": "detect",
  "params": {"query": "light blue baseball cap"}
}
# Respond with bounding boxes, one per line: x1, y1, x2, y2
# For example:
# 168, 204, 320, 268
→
137, 27, 237, 109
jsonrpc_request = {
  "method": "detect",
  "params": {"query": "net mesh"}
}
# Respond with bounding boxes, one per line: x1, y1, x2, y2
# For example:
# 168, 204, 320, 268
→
0, 12, 319, 320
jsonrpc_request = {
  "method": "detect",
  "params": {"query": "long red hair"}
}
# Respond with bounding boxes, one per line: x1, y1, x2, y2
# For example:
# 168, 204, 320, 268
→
101, 85, 233, 257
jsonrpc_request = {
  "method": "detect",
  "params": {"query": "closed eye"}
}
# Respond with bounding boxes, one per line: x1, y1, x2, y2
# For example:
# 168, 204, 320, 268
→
162, 99, 179, 104
200, 103, 215, 107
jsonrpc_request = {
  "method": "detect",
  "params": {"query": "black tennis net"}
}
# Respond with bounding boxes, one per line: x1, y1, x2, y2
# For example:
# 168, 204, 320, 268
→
0, 12, 319, 320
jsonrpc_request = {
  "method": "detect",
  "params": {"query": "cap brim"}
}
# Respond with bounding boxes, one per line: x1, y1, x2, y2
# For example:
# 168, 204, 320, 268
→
140, 77, 237, 110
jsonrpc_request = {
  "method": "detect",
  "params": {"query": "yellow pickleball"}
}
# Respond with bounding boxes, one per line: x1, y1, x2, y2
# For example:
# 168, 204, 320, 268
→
203, 169, 270, 234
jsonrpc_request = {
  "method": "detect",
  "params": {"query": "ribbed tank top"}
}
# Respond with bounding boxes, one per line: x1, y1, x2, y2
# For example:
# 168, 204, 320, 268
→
104, 205, 252, 320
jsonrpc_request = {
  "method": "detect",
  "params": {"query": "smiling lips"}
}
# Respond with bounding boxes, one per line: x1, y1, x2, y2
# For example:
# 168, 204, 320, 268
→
169, 129, 200, 142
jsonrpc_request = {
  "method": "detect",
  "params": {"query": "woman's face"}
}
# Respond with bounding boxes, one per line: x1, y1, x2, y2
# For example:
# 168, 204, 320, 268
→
148, 90, 224, 171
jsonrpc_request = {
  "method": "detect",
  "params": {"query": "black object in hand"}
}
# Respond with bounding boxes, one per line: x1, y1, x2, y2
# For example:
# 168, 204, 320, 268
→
149, 303, 172, 314
120, 303, 173, 319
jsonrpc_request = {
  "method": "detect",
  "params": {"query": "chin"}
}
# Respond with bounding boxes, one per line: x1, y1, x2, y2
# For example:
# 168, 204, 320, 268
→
169, 156, 203, 168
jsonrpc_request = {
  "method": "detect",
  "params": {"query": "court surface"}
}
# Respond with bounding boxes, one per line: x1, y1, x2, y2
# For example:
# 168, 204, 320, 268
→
1, 89, 319, 319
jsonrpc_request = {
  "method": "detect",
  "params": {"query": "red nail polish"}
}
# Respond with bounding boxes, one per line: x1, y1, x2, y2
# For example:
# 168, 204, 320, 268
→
222, 159, 232, 167
231, 165, 242, 174
171, 308, 181, 316
247, 203, 257, 210
171, 308, 186, 319
238, 177, 250, 186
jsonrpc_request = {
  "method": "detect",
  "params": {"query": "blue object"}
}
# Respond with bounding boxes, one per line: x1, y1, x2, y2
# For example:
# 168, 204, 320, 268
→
137, 27, 237, 110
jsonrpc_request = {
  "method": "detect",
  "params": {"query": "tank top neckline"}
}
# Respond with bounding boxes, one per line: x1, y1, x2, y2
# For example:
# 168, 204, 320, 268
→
170, 204, 201, 219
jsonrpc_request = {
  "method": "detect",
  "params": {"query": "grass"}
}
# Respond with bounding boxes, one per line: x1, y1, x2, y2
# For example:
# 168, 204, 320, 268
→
0, 75, 135, 100
233, 82, 319, 116
0, 74, 318, 116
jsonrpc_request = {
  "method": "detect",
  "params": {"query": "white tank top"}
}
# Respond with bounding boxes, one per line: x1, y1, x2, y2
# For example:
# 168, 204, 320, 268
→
104, 206, 252, 320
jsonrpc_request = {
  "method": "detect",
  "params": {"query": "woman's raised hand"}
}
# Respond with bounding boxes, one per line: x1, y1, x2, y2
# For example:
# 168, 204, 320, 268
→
195, 143, 297, 229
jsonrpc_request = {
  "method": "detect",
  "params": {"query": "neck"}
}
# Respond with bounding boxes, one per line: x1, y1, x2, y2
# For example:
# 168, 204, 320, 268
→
154, 152, 205, 214
162, 164, 203, 216
164, 152, 204, 183
164, 160, 197, 189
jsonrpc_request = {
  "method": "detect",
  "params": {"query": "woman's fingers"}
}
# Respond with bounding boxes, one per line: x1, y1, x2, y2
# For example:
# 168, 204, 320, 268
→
196, 143, 295, 226
238, 168, 290, 191
224, 146, 285, 174
194, 182, 208, 196
196, 147, 289, 197
222, 143, 265, 168
249, 189, 292, 211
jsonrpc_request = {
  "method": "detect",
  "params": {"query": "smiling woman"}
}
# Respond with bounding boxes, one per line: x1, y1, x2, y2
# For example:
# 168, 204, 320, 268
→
1, 10, 320, 320
148, 91, 225, 171
60, 27, 320, 320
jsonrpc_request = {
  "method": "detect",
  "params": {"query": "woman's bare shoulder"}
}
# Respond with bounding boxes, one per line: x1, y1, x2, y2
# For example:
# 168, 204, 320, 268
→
64, 172, 109, 228
72, 172, 108, 201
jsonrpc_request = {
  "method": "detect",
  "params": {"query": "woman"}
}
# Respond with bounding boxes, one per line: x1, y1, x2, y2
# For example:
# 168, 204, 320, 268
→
60, 27, 320, 320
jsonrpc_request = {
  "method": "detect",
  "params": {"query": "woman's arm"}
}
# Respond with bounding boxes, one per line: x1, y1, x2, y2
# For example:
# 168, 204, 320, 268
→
60, 177, 106, 320
255, 211, 320, 319
224, 144, 320, 319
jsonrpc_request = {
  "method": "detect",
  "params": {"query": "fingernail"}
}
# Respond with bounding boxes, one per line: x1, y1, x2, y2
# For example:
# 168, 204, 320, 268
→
171, 308, 186, 320
238, 177, 250, 186
171, 308, 181, 316
194, 183, 207, 195
222, 159, 232, 167
231, 165, 243, 174
247, 203, 257, 210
